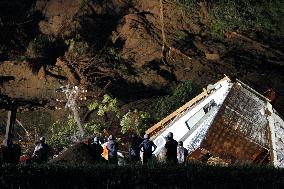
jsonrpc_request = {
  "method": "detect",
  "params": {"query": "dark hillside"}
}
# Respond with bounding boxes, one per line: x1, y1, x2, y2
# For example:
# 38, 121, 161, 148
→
0, 0, 283, 132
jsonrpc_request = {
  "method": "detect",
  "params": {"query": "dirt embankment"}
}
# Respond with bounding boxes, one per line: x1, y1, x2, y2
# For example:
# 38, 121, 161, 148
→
0, 0, 283, 115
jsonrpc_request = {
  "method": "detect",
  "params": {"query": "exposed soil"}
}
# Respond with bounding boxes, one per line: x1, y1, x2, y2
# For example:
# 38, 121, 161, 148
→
0, 0, 283, 120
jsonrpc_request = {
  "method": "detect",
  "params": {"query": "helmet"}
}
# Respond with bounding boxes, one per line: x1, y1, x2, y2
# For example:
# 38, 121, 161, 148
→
108, 135, 114, 140
168, 132, 173, 139
131, 134, 136, 139
144, 134, 149, 139
39, 136, 45, 142
178, 141, 183, 146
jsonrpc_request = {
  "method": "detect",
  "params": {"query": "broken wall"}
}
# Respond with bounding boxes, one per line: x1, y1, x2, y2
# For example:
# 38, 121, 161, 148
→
200, 83, 270, 164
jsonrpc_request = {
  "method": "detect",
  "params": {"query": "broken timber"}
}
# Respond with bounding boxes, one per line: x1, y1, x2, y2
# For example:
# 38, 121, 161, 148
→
146, 76, 230, 139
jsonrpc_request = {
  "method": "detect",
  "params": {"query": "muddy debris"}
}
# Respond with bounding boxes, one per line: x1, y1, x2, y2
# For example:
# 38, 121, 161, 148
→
50, 143, 101, 165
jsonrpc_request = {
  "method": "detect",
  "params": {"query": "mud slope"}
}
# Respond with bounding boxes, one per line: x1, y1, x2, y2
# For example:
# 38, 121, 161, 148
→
0, 0, 283, 115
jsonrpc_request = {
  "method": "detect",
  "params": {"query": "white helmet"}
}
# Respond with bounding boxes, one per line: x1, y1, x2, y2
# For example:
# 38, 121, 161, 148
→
39, 136, 45, 142
144, 134, 149, 139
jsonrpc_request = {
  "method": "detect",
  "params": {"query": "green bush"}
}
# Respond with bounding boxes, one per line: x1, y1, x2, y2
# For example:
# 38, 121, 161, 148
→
64, 35, 92, 59
120, 109, 151, 136
0, 163, 283, 188
49, 116, 82, 148
106, 47, 121, 62
88, 94, 120, 117
153, 80, 198, 121
50, 94, 120, 148
49, 115, 104, 149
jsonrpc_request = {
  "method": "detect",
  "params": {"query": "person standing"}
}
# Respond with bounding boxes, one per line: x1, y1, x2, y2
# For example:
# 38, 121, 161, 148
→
165, 132, 178, 164
129, 134, 143, 162
32, 137, 51, 163
89, 137, 103, 162
177, 141, 188, 164
102, 137, 108, 160
139, 134, 157, 164
106, 135, 118, 165
157, 146, 167, 163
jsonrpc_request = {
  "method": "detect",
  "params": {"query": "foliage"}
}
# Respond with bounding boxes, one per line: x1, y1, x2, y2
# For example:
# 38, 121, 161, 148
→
80, 0, 90, 9
26, 35, 54, 59
153, 80, 198, 121
209, 0, 284, 38
49, 115, 101, 149
106, 47, 121, 62
49, 116, 80, 148
64, 35, 91, 58
120, 109, 151, 136
88, 94, 120, 117
50, 94, 120, 148
105, 47, 129, 72
1, 163, 283, 188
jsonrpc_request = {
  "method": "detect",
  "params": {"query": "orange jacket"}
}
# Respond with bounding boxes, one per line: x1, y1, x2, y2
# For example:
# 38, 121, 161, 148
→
102, 143, 108, 160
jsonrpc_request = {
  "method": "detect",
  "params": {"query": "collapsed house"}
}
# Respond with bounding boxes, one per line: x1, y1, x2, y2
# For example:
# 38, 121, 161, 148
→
146, 76, 284, 167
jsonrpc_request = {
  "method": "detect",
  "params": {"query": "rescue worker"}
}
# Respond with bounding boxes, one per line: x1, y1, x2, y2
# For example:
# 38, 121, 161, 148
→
177, 141, 188, 164
89, 137, 103, 162
102, 137, 108, 160
129, 134, 142, 162
32, 136, 51, 163
165, 132, 178, 164
106, 135, 118, 165
139, 134, 157, 164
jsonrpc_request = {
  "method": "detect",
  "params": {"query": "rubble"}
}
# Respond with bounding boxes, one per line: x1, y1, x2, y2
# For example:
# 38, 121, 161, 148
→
50, 143, 100, 164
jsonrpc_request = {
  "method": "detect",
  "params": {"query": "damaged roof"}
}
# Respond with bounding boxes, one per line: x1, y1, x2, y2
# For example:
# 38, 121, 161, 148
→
146, 77, 284, 167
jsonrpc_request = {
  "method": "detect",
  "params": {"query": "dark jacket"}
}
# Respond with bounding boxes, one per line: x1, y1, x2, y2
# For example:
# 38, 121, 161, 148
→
89, 143, 103, 161
139, 139, 157, 163
165, 138, 178, 163
107, 139, 118, 163
33, 142, 50, 163
129, 136, 143, 161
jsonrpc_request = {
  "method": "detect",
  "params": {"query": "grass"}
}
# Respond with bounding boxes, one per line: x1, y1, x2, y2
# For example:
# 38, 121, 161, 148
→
209, 0, 284, 38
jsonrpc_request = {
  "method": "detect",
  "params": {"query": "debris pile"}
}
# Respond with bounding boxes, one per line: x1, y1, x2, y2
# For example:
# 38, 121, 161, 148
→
50, 143, 99, 164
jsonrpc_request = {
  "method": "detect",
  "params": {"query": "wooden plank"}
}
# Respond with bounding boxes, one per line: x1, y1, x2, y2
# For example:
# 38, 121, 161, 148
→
267, 102, 277, 166
146, 91, 208, 135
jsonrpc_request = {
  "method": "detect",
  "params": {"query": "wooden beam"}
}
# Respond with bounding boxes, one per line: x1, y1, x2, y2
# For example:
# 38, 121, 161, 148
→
266, 102, 277, 166
146, 91, 207, 135
146, 76, 230, 138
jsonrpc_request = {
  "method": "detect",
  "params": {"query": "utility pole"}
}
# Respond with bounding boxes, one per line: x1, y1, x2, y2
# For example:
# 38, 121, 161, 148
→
3, 105, 17, 147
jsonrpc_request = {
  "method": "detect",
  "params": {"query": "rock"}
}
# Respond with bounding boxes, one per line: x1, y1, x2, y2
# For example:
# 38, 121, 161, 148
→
205, 53, 220, 60
37, 0, 81, 37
